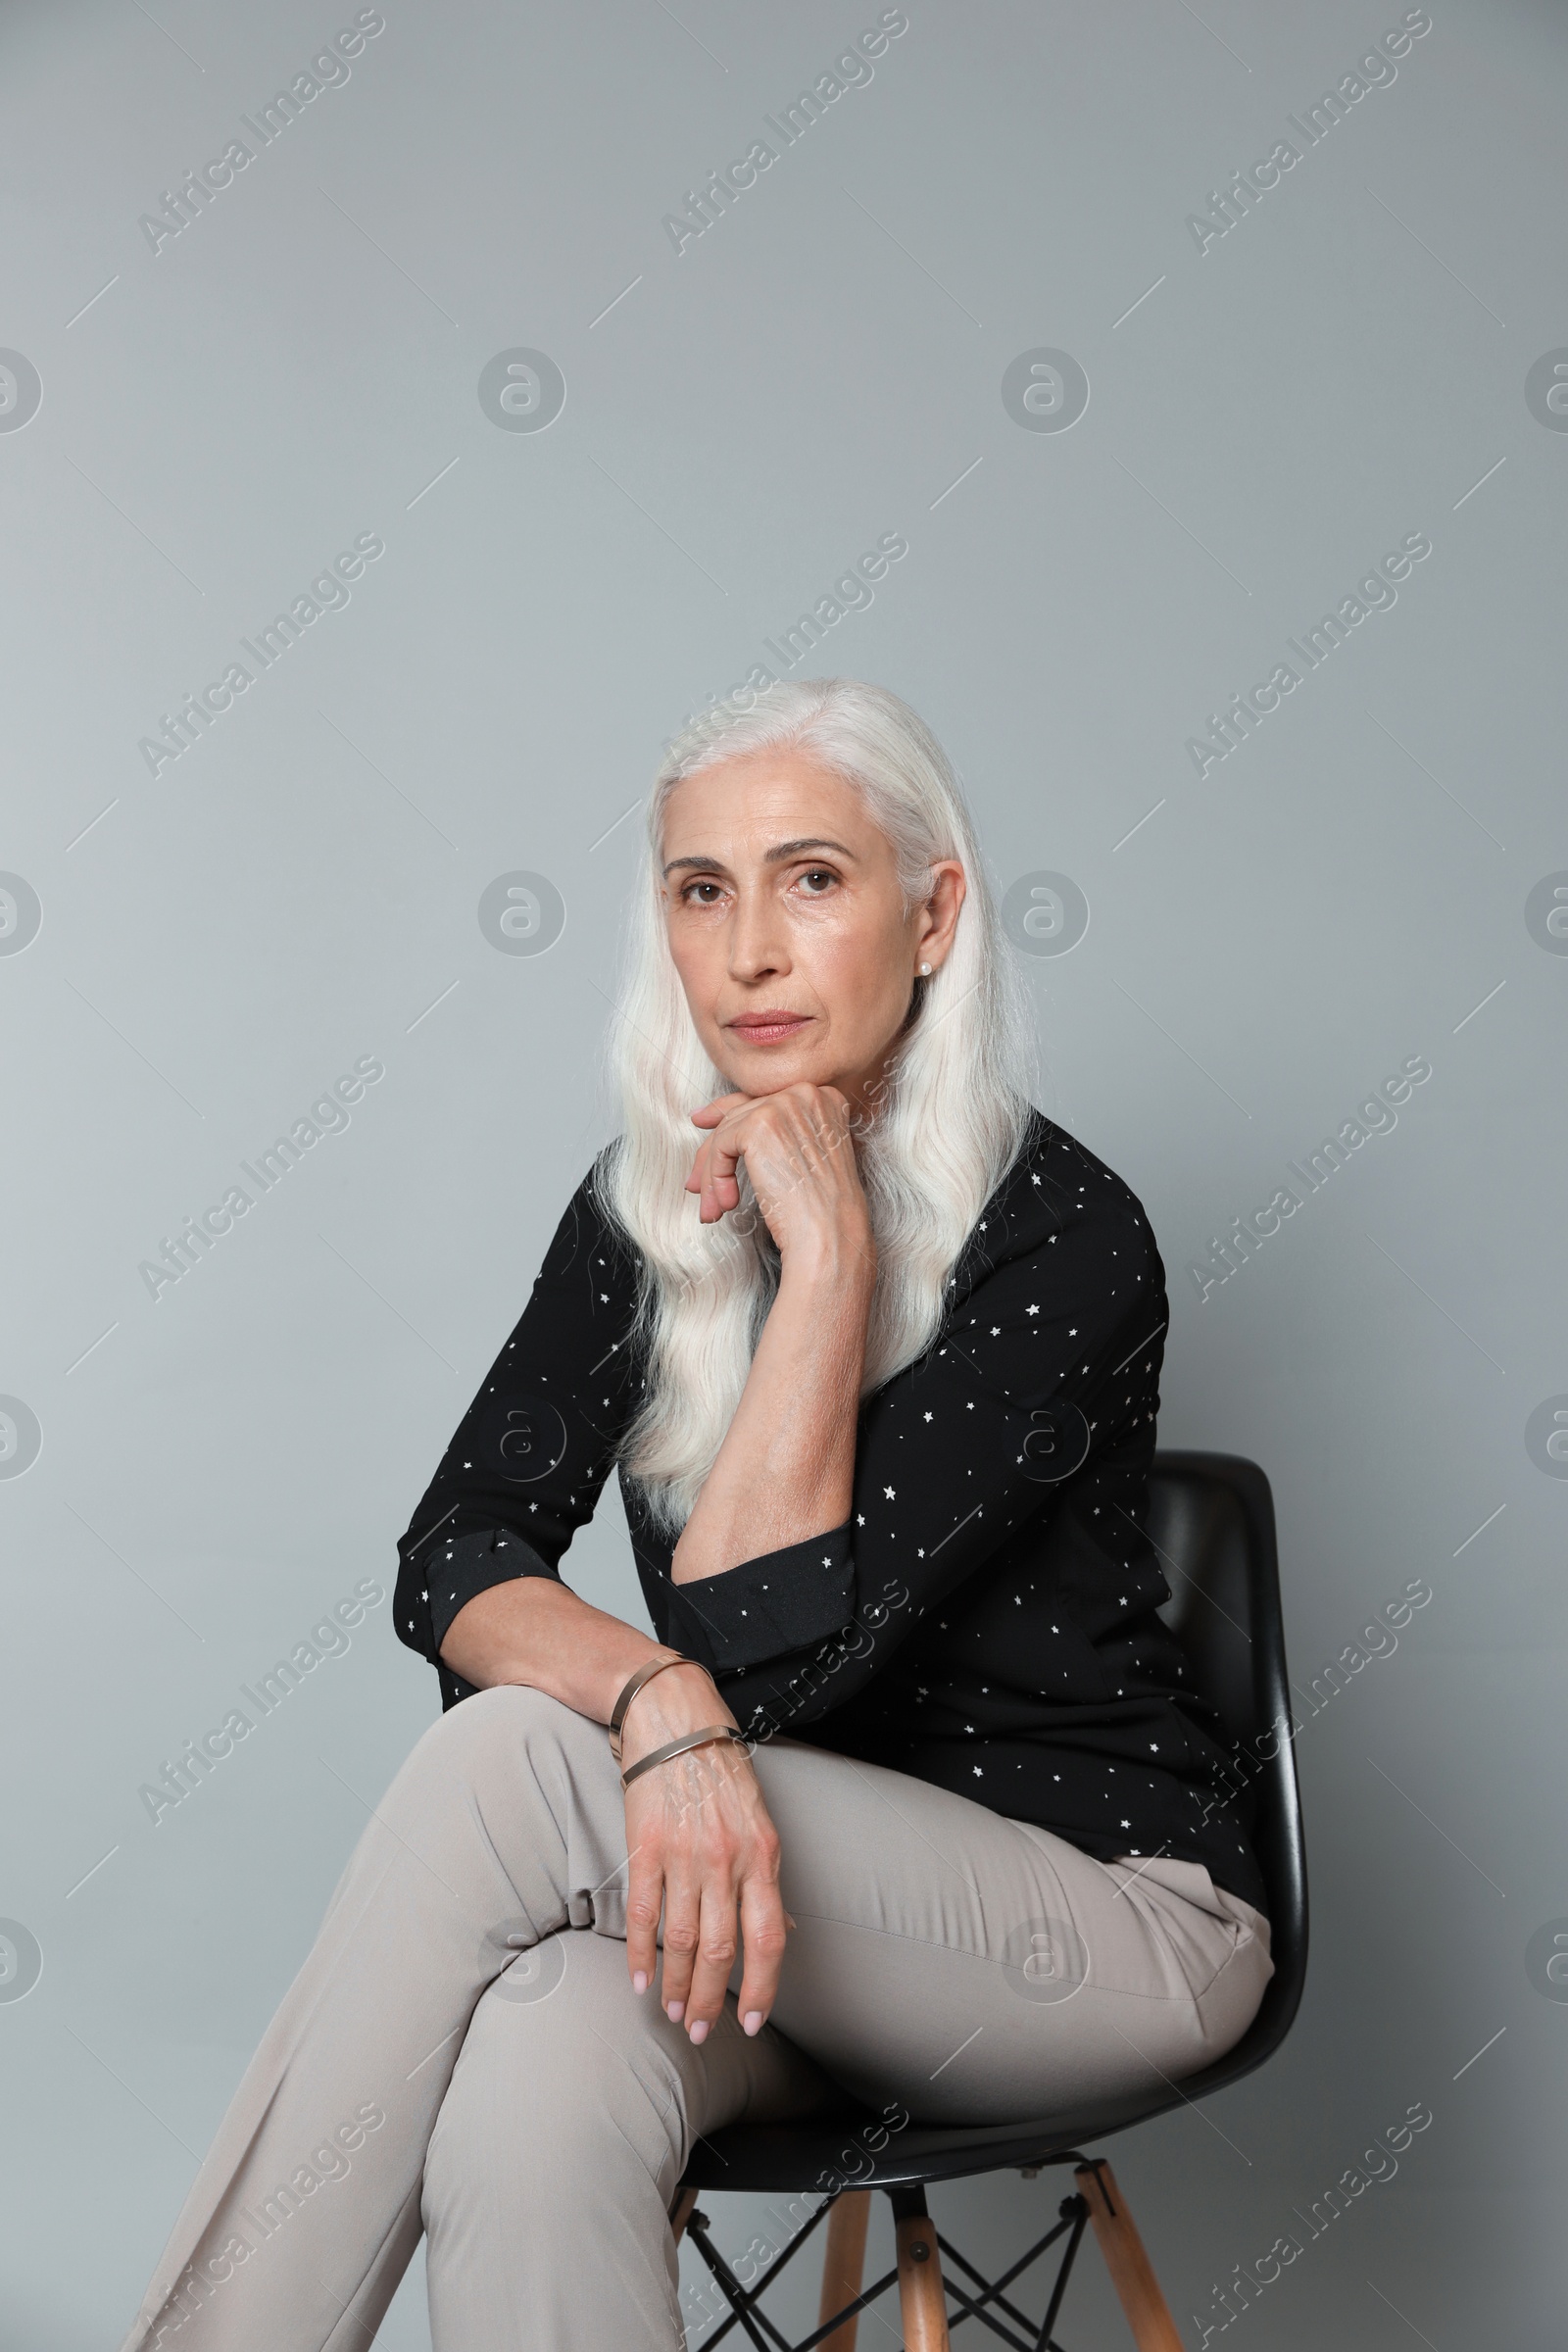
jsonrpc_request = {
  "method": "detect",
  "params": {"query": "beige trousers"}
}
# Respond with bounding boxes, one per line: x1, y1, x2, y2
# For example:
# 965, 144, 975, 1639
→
117, 1684, 1271, 2352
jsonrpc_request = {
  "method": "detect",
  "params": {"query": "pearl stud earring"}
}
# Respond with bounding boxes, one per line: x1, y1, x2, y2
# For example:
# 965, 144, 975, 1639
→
919, 961, 932, 975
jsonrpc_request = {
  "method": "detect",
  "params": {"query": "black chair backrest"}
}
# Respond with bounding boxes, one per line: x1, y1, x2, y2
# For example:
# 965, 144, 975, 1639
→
1148, 1454, 1261, 1738
677, 1451, 1308, 2193
1144, 1450, 1308, 2080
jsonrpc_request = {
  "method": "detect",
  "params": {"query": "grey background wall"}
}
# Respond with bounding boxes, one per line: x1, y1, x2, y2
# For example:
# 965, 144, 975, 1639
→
1, 0, 1563, 2343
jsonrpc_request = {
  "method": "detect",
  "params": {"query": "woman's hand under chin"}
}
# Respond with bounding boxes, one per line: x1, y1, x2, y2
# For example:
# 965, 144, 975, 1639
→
684, 1081, 876, 1278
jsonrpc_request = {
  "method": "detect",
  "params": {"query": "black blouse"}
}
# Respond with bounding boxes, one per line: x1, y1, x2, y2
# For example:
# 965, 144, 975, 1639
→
392, 1109, 1267, 1915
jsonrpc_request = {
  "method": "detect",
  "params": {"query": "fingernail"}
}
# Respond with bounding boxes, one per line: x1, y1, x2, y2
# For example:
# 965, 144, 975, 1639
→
633, 1971, 648, 1995
666, 1999, 684, 2023
743, 2010, 764, 2036
688, 2019, 710, 2045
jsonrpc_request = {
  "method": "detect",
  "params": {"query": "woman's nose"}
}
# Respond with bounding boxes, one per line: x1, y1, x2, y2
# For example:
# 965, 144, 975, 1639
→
727, 889, 788, 978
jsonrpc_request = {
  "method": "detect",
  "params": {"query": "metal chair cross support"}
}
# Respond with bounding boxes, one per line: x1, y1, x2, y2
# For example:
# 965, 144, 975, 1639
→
675, 2167, 1114, 2352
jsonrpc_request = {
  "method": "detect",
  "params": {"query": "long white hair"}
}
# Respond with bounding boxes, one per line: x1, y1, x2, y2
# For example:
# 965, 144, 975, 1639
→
601, 676, 1038, 1540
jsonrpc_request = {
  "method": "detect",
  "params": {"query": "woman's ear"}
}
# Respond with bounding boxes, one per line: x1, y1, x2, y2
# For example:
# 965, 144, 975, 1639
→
918, 859, 966, 971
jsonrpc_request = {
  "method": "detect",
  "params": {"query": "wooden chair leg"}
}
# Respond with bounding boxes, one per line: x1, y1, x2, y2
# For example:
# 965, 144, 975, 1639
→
1075, 2160, 1184, 2352
890, 2185, 951, 2351
816, 2188, 871, 2350
669, 2186, 698, 2247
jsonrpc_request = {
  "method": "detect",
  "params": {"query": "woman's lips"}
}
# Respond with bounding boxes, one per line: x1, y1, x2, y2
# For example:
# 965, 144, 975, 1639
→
726, 1014, 812, 1045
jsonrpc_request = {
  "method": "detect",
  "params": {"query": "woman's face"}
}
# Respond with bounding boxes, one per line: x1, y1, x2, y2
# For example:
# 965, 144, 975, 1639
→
661, 747, 965, 1113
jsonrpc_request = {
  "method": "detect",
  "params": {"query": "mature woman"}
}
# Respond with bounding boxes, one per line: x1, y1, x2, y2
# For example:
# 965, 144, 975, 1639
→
120, 678, 1269, 2351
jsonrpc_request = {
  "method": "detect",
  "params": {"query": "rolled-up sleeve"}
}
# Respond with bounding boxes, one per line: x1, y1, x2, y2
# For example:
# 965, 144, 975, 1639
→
424, 1527, 563, 1657
662, 1519, 857, 1672
393, 1155, 641, 1684
666, 1186, 1167, 1739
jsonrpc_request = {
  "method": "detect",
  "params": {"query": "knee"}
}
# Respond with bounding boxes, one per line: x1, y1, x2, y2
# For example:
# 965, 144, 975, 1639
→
425, 1936, 687, 2209
394, 1683, 599, 1809
416, 1680, 581, 1762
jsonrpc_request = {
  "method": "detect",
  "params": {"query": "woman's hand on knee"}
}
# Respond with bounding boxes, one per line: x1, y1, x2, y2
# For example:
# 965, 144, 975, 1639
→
622, 1708, 788, 2044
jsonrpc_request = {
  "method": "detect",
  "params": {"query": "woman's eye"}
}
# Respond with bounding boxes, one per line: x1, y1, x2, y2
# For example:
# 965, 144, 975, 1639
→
798, 868, 837, 896
682, 881, 723, 905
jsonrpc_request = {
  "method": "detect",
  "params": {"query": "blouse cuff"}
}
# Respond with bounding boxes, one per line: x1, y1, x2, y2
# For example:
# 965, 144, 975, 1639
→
662, 1520, 857, 1672
427, 1527, 561, 1657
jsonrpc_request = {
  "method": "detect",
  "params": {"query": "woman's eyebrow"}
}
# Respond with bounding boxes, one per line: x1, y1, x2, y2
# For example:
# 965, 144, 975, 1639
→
765, 836, 857, 865
667, 851, 733, 879
662, 837, 857, 878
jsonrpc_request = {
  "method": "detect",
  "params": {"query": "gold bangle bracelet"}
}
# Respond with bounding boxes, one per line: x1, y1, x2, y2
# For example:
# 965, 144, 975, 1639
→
619, 1724, 750, 1789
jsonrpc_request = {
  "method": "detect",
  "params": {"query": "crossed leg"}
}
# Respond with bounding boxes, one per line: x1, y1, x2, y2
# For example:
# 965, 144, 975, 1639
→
116, 1684, 1269, 2352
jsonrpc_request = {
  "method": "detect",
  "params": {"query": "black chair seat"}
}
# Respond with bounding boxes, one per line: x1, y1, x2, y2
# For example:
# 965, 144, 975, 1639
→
683, 2084, 1198, 2195
681, 1452, 1307, 2199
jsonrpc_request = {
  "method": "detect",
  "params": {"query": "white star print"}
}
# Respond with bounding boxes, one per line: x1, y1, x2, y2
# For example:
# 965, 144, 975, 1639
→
389, 1124, 1257, 1909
